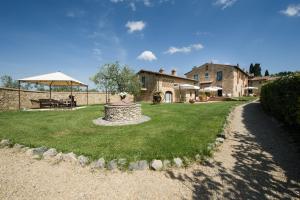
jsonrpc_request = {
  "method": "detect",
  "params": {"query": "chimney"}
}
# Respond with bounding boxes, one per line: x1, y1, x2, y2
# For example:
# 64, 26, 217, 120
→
159, 68, 165, 74
171, 69, 177, 76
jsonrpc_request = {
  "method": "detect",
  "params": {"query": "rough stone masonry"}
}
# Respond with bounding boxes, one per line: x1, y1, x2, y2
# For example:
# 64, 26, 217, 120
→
104, 103, 142, 122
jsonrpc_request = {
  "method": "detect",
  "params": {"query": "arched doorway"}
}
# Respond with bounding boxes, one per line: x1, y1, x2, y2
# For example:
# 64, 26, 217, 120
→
165, 91, 173, 103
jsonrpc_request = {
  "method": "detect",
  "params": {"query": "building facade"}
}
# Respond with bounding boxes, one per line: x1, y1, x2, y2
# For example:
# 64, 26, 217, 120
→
185, 63, 249, 97
248, 76, 278, 95
137, 69, 197, 103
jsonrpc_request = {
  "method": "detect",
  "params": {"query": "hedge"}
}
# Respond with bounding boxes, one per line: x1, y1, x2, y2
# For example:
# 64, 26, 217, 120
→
260, 74, 300, 128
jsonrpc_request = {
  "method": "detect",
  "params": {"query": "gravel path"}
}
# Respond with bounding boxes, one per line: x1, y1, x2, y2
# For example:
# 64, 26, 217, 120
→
1, 102, 299, 199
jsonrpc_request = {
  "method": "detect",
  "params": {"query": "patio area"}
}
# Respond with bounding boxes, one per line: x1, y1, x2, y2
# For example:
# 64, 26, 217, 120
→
18, 72, 88, 110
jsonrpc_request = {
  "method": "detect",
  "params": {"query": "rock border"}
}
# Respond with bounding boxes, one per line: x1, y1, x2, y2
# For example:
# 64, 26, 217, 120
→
0, 134, 226, 171
93, 115, 151, 126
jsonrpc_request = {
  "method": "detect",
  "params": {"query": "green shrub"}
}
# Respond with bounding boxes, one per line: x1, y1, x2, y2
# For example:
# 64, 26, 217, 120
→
260, 74, 300, 129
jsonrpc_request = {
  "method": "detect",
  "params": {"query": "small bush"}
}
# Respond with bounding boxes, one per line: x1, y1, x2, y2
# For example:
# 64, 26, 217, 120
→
260, 74, 300, 129
189, 99, 195, 104
153, 91, 164, 104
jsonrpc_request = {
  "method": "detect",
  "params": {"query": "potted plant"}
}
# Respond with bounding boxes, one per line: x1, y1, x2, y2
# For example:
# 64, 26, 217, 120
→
153, 91, 164, 104
119, 92, 127, 101
189, 98, 195, 104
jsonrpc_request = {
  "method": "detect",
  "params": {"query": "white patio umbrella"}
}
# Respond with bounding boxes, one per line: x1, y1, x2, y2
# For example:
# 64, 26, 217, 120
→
244, 86, 258, 90
18, 72, 88, 110
174, 84, 200, 90
200, 86, 222, 92
174, 84, 200, 102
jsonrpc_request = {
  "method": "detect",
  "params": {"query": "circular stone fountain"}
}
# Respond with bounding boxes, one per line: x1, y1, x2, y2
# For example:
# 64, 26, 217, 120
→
93, 100, 150, 126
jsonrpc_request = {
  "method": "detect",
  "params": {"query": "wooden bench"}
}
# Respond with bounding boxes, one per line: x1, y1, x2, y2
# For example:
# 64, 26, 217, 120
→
30, 99, 59, 108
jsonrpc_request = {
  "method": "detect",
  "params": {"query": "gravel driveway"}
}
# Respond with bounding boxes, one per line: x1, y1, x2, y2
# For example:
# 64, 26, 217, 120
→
1, 102, 299, 199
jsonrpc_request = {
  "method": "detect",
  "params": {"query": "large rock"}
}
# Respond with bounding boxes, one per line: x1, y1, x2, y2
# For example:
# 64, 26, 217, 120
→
63, 152, 77, 163
78, 155, 89, 167
150, 160, 163, 171
138, 160, 149, 170
32, 154, 42, 160
217, 132, 226, 139
32, 146, 48, 156
49, 152, 63, 165
52, 152, 63, 164
207, 143, 215, 151
13, 144, 25, 151
25, 147, 47, 159
90, 158, 105, 170
107, 160, 118, 170
25, 148, 34, 156
195, 154, 202, 162
216, 137, 225, 143
0, 139, 12, 148
173, 157, 183, 168
43, 148, 58, 159
21, 147, 30, 153
128, 162, 139, 171
128, 160, 149, 171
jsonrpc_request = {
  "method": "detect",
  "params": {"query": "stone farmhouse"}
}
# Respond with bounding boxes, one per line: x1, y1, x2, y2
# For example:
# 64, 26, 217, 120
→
136, 69, 197, 103
137, 63, 276, 102
185, 63, 249, 97
248, 76, 278, 95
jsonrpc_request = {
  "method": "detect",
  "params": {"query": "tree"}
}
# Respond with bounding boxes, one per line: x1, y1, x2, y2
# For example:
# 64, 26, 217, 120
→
271, 71, 297, 77
253, 63, 262, 76
51, 85, 83, 92
90, 62, 141, 97
249, 63, 254, 74
264, 70, 269, 76
0, 75, 18, 88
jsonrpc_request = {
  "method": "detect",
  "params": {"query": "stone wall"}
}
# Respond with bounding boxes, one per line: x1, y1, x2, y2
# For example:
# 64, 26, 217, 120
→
104, 104, 142, 121
0, 87, 133, 111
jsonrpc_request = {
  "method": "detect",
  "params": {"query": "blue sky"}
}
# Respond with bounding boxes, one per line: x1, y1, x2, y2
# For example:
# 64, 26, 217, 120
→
0, 0, 299, 87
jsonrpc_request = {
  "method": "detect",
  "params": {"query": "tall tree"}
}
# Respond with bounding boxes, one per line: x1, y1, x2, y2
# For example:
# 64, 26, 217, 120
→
264, 70, 269, 76
253, 63, 262, 76
90, 62, 141, 97
0, 75, 18, 88
249, 63, 254, 74
271, 71, 297, 77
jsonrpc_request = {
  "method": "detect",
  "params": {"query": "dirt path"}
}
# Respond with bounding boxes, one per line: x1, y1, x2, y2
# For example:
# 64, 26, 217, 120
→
1, 102, 299, 199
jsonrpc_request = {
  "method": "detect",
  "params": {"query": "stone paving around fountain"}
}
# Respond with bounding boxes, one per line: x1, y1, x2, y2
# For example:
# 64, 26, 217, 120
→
93, 115, 151, 126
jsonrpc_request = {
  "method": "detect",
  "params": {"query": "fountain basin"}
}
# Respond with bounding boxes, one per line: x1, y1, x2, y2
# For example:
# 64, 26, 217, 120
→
104, 103, 142, 122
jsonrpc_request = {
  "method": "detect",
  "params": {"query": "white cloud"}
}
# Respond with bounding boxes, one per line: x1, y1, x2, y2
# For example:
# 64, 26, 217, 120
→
93, 48, 102, 61
214, 0, 237, 10
280, 4, 300, 17
110, 0, 167, 11
110, 0, 124, 3
192, 43, 204, 50
137, 50, 157, 61
66, 9, 85, 18
125, 21, 146, 33
195, 31, 211, 36
143, 0, 151, 7
166, 47, 191, 54
164, 43, 204, 55
129, 2, 136, 11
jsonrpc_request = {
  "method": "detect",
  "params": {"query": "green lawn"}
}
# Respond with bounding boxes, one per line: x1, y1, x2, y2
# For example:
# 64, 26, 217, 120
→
0, 101, 245, 161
